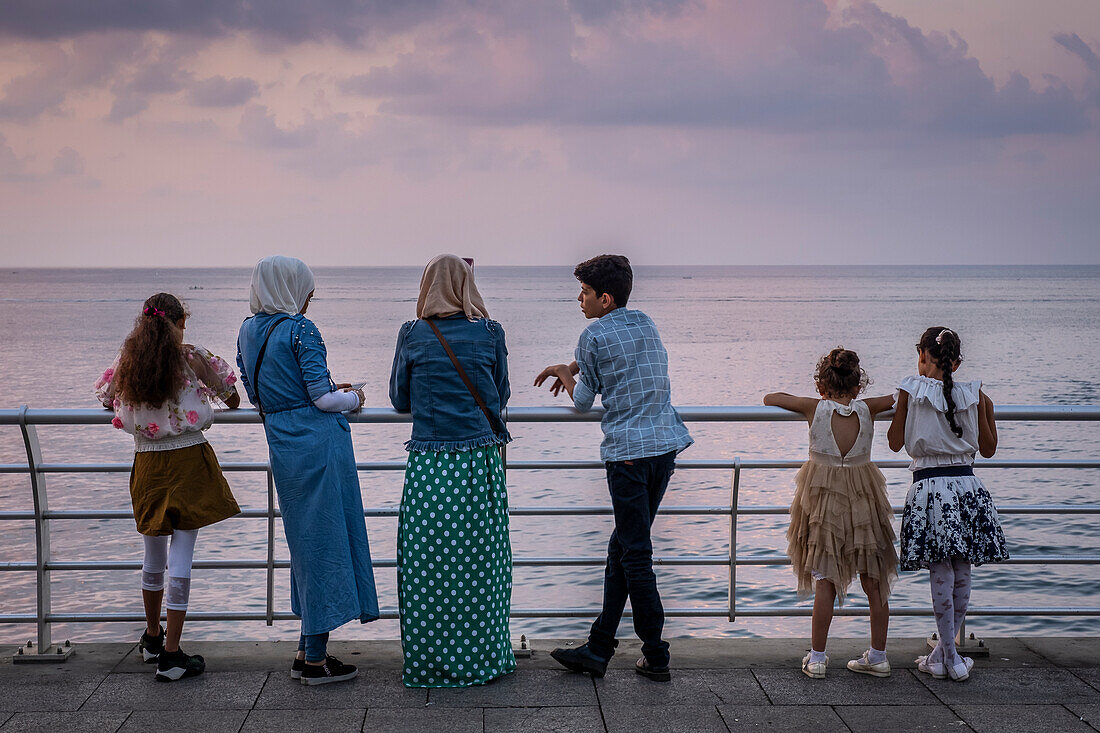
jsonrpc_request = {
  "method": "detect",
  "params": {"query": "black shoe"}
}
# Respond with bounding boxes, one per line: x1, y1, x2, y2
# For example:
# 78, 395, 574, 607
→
550, 644, 609, 678
139, 627, 165, 663
300, 655, 358, 686
290, 656, 305, 680
635, 657, 671, 682
155, 648, 205, 682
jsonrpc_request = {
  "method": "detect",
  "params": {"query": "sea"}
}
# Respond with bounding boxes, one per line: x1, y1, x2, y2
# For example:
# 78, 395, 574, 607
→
1, 265, 1098, 643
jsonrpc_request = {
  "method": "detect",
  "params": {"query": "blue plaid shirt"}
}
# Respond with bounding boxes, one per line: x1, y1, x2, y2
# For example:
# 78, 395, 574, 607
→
573, 308, 693, 462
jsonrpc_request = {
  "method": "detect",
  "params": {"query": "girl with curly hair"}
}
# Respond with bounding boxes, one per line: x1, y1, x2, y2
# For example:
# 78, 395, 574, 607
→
765, 348, 898, 679
95, 292, 241, 681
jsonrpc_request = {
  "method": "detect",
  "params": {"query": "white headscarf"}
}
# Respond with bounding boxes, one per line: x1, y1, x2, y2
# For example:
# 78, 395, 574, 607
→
249, 255, 315, 315
416, 254, 489, 321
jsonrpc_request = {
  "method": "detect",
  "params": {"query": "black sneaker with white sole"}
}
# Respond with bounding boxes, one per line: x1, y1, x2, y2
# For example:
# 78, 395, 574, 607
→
290, 657, 305, 680
300, 655, 358, 686
139, 627, 165, 663
155, 648, 205, 682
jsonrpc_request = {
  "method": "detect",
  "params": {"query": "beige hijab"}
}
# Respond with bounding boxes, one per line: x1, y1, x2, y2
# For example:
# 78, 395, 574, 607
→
416, 254, 489, 321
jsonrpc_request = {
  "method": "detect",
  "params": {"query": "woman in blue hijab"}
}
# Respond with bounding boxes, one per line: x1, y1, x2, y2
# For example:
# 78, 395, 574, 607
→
237, 255, 379, 686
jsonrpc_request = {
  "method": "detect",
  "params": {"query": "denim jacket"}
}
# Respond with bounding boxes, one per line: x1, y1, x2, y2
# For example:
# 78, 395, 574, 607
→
389, 314, 511, 452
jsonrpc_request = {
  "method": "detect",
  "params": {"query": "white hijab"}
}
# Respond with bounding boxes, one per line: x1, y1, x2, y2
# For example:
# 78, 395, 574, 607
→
249, 255, 315, 315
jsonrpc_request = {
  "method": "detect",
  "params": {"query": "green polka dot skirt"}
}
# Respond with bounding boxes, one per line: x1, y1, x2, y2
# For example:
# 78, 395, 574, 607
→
398, 446, 517, 687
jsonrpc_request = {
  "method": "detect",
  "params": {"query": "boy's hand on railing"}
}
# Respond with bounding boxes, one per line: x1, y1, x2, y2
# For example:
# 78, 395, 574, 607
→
535, 364, 577, 398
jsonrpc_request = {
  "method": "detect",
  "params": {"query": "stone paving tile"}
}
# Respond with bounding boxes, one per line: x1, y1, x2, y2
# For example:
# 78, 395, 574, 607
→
1021, 638, 1100, 668
717, 705, 849, 732
83, 672, 267, 710
919, 668, 1100, 705
0, 713, 11, 727
0, 711, 129, 733
240, 708, 366, 733
835, 704, 972, 732
362, 707, 484, 733
752, 668, 938, 705
602, 704, 728, 732
254, 670, 427, 709
1064, 704, 1100, 733
428, 669, 596, 708
1072, 668, 1100, 693
0, 680, 104, 712
118, 710, 249, 733
953, 704, 1096, 732
483, 706, 605, 733
594, 669, 767, 706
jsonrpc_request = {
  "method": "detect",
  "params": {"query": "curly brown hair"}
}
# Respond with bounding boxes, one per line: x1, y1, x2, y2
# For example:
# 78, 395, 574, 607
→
814, 347, 870, 399
113, 293, 188, 409
918, 326, 964, 437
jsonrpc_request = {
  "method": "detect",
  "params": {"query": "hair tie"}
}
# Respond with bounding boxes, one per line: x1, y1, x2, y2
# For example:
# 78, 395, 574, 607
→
143, 306, 166, 318
935, 328, 953, 345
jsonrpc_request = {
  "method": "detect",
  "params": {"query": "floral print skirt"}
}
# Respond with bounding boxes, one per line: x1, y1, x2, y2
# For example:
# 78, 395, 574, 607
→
900, 473, 1009, 571
397, 446, 516, 688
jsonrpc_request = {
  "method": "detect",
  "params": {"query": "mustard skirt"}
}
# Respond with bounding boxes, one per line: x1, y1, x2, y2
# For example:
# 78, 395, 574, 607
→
129, 442, 240, 536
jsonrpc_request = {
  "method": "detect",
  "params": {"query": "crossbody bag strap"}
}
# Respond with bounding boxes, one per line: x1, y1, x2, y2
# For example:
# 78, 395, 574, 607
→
251, 315, 291, 421
425, 319, 505, 436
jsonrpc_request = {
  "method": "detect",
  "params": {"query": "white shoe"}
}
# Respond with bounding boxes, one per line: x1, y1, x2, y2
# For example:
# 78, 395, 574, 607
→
802, 653, 827, 679
947, 656, 974, 682
847, 651, 891, 677
915, 655, 947, 679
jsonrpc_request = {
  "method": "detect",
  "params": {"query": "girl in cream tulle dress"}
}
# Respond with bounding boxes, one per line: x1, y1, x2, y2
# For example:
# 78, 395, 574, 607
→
765, 348, 898, 679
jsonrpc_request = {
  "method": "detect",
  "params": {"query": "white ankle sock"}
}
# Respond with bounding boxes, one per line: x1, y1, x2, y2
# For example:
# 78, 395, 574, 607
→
868, 647, 886, 664
809, 649, 827, 664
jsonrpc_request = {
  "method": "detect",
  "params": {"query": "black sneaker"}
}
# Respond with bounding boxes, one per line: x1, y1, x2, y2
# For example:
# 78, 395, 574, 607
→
550, 644, 610, 678
290, 656, 305, 680
139, 627, 165, 663
635, 656, 671, 682
155, 648, 205, 682
300, 655, 358, 686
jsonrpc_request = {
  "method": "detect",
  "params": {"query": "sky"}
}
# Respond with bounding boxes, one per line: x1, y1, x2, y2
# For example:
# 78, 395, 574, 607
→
0, 0, 1098, 267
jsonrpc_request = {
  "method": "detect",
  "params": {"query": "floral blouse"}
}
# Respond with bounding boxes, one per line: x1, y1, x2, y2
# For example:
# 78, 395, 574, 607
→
95, 344, 238, 442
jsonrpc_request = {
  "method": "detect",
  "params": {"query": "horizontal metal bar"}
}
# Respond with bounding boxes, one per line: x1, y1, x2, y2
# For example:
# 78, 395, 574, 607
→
2, 405, 1099, 427
3, 458, 1098, 477
3, 503, 1098, 524
5, 554, 1098, 573
2, 605, 1099, 625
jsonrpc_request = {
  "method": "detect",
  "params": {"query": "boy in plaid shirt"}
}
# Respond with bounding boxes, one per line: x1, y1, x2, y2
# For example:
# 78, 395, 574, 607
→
536, 254, 692, 681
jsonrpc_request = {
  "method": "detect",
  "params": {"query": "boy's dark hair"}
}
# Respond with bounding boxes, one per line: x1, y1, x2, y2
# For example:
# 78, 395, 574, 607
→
574, 254, 632, 307
114, 293, 188, 409
918, 326, 964, 437
814, 347, 869, 399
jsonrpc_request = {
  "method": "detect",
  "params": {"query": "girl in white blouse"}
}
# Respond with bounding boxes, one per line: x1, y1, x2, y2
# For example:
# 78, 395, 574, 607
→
888, 327, 1008, 683
96, 293, 241, 682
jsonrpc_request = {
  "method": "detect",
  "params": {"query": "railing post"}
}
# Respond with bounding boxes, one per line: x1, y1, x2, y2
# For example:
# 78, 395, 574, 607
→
13, 405, 72, 663
266, 468, 275, 626
728, 457, 740, 622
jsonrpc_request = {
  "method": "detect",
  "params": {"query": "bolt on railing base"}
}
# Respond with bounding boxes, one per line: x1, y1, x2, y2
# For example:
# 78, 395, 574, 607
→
513, 634, 532, 658
11, 639, 74, 664
926, 632, 989, 658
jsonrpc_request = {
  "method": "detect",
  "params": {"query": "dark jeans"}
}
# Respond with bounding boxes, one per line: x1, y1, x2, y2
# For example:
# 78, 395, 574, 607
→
588, 450, 676, 667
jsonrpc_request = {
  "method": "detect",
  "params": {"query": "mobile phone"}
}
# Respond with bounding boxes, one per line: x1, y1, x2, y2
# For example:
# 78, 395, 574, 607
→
462, 257, 474, 267
349, 382, 366, 390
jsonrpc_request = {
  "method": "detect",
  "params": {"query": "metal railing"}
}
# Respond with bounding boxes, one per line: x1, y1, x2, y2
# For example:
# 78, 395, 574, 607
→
1, 405, 1099, 655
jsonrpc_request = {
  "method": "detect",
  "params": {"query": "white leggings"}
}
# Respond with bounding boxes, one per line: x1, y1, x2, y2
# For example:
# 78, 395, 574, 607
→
141, 529, 198, 611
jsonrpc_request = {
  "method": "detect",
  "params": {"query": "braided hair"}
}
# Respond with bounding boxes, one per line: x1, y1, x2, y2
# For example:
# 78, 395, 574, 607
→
114, 293, 188, 408
918, 326, 963, 437
814, 347, 870, 399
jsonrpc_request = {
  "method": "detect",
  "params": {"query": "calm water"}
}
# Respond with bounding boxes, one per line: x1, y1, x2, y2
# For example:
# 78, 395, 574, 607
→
1, 265, 1098, 643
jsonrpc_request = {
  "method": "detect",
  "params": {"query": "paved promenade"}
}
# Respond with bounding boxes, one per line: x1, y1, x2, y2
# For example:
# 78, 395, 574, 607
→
1, 637, 1098, 732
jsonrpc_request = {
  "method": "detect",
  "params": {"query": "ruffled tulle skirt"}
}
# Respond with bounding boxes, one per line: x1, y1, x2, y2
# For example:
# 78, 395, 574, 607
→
786, 460, 899, 604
